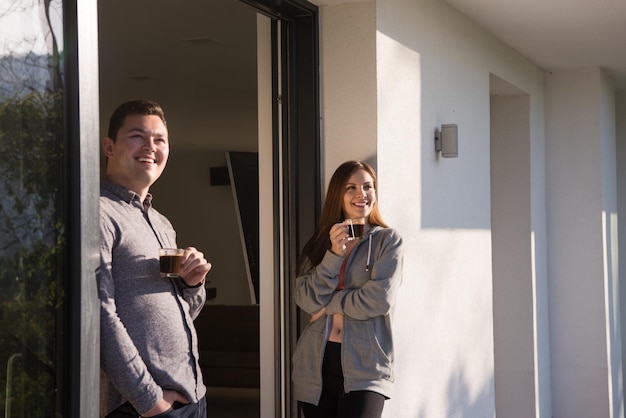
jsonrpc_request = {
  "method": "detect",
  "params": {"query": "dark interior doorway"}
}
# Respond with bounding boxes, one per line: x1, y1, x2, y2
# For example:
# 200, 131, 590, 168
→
98, 0, 319, 416
98, 0, 262, 416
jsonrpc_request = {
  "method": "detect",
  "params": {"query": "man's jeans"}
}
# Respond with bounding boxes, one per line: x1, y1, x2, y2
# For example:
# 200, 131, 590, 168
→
105, 396, 206, 418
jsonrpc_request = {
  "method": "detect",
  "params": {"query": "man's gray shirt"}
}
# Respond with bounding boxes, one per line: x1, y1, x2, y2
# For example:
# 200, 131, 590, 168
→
98, 180, 206, 416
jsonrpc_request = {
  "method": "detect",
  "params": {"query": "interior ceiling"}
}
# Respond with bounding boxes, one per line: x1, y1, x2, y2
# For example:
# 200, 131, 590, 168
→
98, 0, 258, 150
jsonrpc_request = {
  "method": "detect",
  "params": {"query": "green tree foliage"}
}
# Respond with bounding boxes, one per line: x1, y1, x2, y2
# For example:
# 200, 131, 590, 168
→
0, 90, 66, 417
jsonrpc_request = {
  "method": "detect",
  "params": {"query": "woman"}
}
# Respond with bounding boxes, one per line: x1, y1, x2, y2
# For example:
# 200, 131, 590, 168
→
292, 160, 404, 418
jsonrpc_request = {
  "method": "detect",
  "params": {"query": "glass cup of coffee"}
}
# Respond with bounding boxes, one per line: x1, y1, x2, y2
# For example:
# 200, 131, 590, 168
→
346, 217, 366, 240
159, 248, 184, 278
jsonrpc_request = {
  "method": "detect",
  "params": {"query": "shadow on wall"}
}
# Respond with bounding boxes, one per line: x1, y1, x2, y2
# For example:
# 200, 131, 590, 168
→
415, 371, 495, 418
443, 370, 494, 418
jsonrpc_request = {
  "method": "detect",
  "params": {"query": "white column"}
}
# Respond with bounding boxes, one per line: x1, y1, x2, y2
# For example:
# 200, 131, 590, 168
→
616, 90, 626, 417
546, 68, 622, 418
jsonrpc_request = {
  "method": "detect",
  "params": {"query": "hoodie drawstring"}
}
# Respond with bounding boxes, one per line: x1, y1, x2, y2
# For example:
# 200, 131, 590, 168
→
366, 233, 372, 271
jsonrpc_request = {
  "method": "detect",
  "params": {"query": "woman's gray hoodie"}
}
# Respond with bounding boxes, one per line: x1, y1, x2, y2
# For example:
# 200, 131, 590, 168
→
292, 226, 403, 405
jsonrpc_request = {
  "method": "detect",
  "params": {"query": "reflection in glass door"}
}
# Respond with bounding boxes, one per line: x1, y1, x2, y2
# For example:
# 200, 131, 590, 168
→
0, 1, 68, 416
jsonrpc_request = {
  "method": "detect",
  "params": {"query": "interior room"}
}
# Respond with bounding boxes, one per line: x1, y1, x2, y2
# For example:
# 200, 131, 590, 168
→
98, 0, 262, 416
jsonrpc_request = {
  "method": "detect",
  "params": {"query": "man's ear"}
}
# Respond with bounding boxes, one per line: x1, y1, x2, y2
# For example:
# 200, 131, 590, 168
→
103, 137, 115, 157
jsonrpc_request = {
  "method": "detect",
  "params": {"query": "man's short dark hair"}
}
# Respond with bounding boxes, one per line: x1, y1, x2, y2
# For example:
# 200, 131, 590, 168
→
107, 99, 167, 140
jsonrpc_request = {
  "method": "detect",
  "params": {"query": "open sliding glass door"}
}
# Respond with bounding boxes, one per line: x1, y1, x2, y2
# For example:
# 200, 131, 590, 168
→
249, 0, 320, 416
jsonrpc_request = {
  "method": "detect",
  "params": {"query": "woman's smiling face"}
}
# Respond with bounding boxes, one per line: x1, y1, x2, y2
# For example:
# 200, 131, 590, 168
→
342, 169, 376, 221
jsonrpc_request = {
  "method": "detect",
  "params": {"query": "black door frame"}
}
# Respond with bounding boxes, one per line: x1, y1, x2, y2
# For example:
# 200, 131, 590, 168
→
68, 0, 319, 414
65, 0, 101, 416
241, 0, 320, 415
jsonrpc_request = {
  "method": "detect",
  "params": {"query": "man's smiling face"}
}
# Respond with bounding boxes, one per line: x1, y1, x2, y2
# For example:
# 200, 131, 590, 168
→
103, 114, 169, 198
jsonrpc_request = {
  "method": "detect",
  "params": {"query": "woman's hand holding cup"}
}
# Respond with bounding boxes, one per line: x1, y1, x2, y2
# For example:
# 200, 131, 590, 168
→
329, 222, 350, 256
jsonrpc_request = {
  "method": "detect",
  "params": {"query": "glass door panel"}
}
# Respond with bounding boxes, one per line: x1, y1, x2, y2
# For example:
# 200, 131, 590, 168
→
0, 1, 68, 416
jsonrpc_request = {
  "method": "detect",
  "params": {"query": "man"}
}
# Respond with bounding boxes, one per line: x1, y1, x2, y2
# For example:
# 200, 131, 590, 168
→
98, 99, 211, 417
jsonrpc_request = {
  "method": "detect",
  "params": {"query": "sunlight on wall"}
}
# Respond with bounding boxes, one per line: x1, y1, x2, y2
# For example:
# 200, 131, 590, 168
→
390, 229, 495, 418
376, 31, 421, 230
532, 230, 540, 417
604, 211, 624, 418
376, 29, 495, 418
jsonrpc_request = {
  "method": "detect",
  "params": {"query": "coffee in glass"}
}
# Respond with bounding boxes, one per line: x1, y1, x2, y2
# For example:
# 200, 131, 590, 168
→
159, 248, 184, 277
346, 218, 366, 240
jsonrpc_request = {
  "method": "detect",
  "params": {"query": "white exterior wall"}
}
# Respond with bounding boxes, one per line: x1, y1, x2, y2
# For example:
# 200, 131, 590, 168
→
490, 92, 537, 418
317, 1, 623, 417
618, 91, 626, 415
601, 74, 622, 418
319, 2, 378, 183
317, 0, 551, 417
546, 69, 622, 418
375, 0, 547, 416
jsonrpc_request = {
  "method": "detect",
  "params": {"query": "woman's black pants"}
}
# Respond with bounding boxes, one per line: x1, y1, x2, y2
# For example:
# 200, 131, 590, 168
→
298, 342, 386, 418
